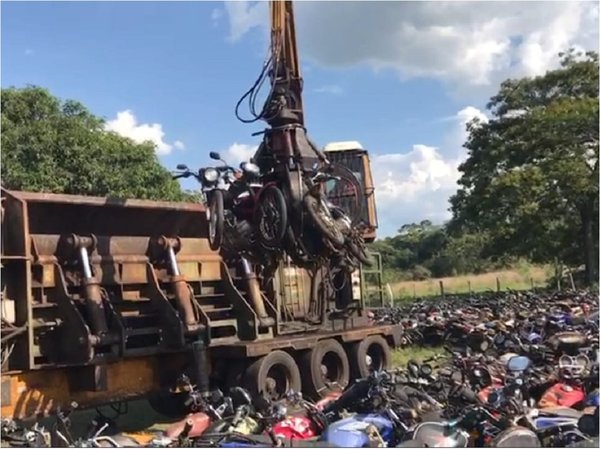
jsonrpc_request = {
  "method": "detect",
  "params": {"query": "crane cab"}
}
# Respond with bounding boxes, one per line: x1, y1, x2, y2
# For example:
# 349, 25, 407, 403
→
323, 141, 378, 242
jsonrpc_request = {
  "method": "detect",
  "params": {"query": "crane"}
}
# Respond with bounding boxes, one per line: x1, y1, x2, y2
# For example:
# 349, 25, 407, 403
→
234, 0, 375, 277
235, 0, 325, 179
267, 0, 304, 127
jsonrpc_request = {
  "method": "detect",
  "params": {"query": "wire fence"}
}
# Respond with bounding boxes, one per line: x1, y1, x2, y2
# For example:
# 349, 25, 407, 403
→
363, 271, 575, 309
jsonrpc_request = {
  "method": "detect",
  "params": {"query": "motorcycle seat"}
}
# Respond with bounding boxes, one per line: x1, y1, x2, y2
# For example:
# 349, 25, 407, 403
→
539, 407, 584, 419
552, 332, 587, 345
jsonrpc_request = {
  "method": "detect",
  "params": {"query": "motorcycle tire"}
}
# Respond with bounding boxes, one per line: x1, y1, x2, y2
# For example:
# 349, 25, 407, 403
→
255, 185, 287, 249
491, 426, 541, 447
327, 164, 366, 226
346, 237, 374, 267
147, 391, 189, 419
207, 190, 224, 251
303, 194, 345, 247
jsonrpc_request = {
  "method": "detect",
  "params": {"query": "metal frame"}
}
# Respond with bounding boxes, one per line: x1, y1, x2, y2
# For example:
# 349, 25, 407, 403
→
360, 252, 385, 308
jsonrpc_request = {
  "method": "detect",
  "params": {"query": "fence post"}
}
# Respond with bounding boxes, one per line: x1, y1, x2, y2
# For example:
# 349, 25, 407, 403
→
530, 277, 534, 290
569, 272, 576, 291
386, 283, 394, 308
468, 280, 472, 294
555, 258, 562, 292
439, 280, 445, 299
413, 283, 416, 299
496, 277, 501, 292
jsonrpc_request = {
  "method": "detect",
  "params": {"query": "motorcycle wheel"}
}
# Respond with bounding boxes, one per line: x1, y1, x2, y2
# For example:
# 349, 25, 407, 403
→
325, 164, 366, 226
208, 190, 224, 251
255, 185, 287, 248
147, 391, 189, 418
303, 194, 345, 247
346, 237, 374, 267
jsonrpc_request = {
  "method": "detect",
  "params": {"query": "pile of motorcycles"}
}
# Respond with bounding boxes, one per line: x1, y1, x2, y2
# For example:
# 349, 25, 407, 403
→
371, 290, 598, 350
172, 153, 372, 273
3, 290, 598, 448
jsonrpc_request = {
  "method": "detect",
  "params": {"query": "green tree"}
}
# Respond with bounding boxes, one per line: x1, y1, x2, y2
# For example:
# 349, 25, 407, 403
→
450, 50, 599, 285
1, 85, 188, 201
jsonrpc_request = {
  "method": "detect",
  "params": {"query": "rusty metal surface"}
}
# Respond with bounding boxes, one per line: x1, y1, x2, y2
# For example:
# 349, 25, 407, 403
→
1, 188, 208, 239
215, 323, 403, 358
5, 189, 206, 212
0, 354, 187, 420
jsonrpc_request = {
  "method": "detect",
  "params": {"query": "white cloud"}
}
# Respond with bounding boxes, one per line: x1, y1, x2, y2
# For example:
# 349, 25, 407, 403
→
222, 142, 258, 162
370, 106, 488, 236
314, 85, 344, 95
223, 1, 266, 42
224, 1, 598, 91
104, 110, 183, 156
211, 8, 223, 22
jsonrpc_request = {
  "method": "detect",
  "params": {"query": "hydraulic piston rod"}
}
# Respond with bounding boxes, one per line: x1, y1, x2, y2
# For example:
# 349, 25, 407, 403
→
155, 236, 201, 334
240, 257, 274, 329
65, 234, 117, 346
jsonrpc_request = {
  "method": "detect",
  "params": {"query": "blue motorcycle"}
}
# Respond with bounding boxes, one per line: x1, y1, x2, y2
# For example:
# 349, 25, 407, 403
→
319, 371, 419, 447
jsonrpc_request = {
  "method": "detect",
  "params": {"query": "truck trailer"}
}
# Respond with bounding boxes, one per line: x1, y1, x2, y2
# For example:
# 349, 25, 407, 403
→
0, 143, 401, 421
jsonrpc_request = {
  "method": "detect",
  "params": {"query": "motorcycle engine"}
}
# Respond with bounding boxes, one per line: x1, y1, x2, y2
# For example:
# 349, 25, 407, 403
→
223, 219, 254, 253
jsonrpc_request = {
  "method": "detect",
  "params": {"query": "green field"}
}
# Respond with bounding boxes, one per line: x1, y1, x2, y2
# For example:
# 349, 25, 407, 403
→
389, 265, 551, 300
390, 346, 445, 368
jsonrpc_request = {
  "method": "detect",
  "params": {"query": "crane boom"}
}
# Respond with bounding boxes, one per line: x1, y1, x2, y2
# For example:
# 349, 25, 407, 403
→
268, 0, 304, 126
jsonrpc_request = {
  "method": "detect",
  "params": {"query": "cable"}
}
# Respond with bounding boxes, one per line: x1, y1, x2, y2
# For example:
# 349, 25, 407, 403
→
234, 55, 273, 124
234, 29, 285, 124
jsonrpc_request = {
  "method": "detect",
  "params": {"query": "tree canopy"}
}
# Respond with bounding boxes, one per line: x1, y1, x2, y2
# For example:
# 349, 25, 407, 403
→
449, 50, 599, 284
370, 221, 500, 282
1, 86, 188, 201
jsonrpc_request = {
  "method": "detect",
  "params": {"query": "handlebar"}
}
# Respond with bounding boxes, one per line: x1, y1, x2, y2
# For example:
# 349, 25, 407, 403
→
172, 170, 200, 182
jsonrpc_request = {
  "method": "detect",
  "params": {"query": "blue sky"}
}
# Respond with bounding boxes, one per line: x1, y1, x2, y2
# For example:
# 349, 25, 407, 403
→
2, 1, 598, 237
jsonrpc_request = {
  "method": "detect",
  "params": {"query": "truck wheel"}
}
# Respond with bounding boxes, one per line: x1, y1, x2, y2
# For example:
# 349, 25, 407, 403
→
300, 339, 349, 399
147, 390, 189, 419
348, 335, 391, 379
243, 350, 301, 402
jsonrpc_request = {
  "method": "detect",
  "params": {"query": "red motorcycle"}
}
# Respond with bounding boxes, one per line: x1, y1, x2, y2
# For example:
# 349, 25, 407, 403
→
538, 354, 589, 408
271, 391, 340, 441
220, 155, 288, 251
174, 152, 288, 253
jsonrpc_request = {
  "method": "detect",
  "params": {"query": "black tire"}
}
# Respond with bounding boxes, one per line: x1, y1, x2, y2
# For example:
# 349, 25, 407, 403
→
147, 390, 189, 419
326, 164, 366, 226
207, 190, 224, 251
347, 237, 374, 267
243, 350, 301, 402
348, 335, 391, 379
303, 195, 345, 247
300, 339, 350, 400
255, 185, 287, 248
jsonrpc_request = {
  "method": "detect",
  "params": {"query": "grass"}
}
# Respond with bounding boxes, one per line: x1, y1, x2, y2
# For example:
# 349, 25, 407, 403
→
389, 265, 551, 300
390, 346, 445, 368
